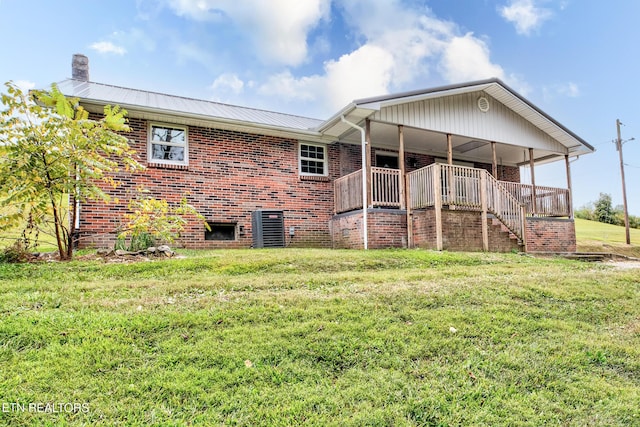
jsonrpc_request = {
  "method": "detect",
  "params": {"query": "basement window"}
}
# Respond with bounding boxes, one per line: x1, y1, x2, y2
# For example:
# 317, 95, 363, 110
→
205, 223, 237, 241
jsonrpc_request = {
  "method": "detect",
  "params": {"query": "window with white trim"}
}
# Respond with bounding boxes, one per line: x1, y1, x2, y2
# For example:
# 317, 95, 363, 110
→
299, 143, 327, 176
149, 124, 188, 165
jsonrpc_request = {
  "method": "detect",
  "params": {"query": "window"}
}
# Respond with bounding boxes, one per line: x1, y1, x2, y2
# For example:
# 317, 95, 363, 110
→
299, 143, 327, 176
205, 223, 237, 241
375, 152, 398, 169
149, 124, 188, 165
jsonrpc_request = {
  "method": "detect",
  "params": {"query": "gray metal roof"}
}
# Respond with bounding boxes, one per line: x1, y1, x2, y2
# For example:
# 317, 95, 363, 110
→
57, 78, 593, 158
57, 79, 323, 131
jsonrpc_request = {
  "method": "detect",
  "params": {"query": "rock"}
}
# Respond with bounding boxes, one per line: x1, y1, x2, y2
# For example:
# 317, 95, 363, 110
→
115, 249, 131, 256
97, 248, 114, 256
157, 245, 175, 257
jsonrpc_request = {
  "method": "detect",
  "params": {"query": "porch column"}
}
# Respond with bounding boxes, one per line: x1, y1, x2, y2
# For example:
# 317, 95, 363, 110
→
565, 154, 574, 219
529, 148, 537, 216
446, 134, 453, 204
433, 163, 443, 250
491, 141, 498, 178
480, 172, 489, 251
398, 125, 406, 210
365, 119, 372, 208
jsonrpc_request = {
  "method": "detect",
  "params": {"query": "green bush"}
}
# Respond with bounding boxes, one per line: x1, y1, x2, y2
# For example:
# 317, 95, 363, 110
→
114, 232, 156, 252
0, 240, 33, 263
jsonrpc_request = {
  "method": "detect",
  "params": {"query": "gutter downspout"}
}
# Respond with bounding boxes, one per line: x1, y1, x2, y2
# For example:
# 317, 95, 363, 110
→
340, 115, 368, 250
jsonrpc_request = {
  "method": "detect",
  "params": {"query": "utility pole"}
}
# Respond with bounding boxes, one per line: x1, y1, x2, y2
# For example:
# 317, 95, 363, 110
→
615, 119, 631, 245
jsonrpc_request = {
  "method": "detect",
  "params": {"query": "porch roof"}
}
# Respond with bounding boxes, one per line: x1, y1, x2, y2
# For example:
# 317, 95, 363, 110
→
317, 78, 594, 166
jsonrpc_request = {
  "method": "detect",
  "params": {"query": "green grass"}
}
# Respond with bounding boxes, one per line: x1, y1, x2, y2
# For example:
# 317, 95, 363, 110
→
1, 249, 639, 425
575, 218, 640, 257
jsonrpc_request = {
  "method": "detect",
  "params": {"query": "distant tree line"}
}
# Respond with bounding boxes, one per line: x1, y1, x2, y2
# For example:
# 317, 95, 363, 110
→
575, 193, 640, 229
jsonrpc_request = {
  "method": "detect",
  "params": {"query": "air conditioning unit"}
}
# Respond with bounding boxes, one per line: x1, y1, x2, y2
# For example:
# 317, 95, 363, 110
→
252, 210, 285, 248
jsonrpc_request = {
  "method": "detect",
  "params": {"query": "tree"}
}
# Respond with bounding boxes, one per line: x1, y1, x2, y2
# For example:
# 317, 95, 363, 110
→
593, 193, 617, 225
0, 82, 144, 260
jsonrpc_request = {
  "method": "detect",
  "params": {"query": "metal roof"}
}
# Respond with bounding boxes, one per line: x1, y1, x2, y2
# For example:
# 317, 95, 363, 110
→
57, 79, 323, 131
57, 78, 593, 158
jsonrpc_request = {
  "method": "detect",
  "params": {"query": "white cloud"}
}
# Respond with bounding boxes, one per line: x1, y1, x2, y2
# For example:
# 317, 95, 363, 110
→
323, 45, 395, 109
256, 45, 395, 114
439, 33, 505, 82
543, 82, 580, 101
116, 28, 156, 52
172, 41, 215, 68
167, 0, 330, 66
258, 71, 322, 102
211, 73, 245, 95
499, 0, 552, 35
560, 82, 580, 97
251, 1, 522, 117
89, 41, 127, 55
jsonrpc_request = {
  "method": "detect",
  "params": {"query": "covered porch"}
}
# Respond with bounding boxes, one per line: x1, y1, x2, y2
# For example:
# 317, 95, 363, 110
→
334, 163, 572, 251
320, 79, 593, 252
334, 164, 572, 218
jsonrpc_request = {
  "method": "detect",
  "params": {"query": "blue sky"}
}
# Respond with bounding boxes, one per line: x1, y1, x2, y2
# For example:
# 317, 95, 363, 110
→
1, 0, 639, 216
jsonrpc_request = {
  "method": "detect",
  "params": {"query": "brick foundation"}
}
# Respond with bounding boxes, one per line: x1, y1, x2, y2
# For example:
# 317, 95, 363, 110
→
525, 217, 576, 253
411, 209, 521, 252
330, 209, 407, 249
330, 208, 522, 252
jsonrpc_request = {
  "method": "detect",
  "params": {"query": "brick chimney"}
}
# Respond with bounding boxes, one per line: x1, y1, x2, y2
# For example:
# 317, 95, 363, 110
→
72, 54, 89, 81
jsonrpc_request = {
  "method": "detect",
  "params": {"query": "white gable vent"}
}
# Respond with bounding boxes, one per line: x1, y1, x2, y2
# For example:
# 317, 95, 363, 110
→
477, 96, 490, 113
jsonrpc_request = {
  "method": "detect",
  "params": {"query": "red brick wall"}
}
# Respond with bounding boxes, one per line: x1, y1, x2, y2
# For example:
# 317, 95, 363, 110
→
411, 209, 438, 248
474, 162, 520, 182
330, 211, 364, 249
79, 117, 339, 248
329, 209, 407, 249
411, 209, 521, 252
367, 210, 407, 248
525, 217, 576, 253
331, 208, 522, 252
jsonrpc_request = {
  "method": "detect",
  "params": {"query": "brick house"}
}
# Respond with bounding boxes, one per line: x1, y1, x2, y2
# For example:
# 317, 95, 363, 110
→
59, 54, 594, 252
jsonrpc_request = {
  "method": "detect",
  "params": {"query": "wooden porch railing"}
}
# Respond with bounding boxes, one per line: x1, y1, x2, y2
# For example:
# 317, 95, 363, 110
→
334, 170, 362, 213
334, 168, 402, 213
371, 167, 402, 208
499, 182, 570, 217
407, 164, 525, 243
335, 163, 571, 243
484, 172, 526, 243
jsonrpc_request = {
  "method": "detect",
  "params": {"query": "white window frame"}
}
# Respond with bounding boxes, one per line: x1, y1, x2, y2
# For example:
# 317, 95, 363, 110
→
148, 123, 189, 166
299, 142, 328, 177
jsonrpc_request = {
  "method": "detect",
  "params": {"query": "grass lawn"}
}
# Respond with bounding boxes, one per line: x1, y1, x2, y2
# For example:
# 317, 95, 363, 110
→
0, 249, 639, 426
575, 218, 640, 258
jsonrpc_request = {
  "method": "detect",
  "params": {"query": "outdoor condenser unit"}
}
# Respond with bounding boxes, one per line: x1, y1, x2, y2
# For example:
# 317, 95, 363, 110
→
252, 210, 285, 248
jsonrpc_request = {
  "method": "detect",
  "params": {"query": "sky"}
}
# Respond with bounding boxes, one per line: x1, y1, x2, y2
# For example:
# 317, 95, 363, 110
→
1, 0, 639, 216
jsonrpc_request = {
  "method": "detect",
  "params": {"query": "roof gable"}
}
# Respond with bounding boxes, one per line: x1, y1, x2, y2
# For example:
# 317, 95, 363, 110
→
353, 78, 595, 155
